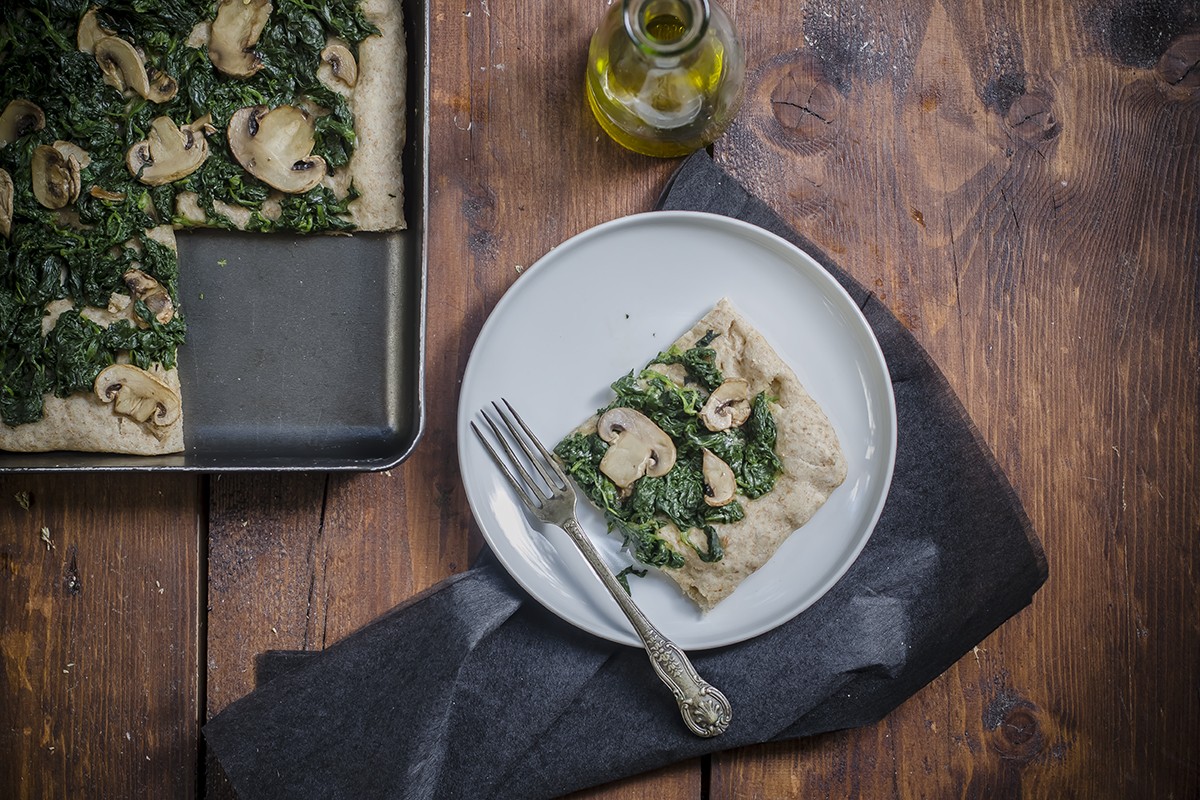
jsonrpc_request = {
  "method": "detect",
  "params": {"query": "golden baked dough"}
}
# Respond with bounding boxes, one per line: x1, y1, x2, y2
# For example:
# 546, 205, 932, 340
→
344, 0, 407, 231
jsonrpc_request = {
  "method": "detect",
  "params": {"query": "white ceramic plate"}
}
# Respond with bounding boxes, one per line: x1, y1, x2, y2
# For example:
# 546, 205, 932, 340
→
457, 211, 896, 650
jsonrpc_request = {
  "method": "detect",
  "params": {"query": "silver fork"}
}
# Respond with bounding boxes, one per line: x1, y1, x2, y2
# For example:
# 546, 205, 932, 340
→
473, 398, 732, 738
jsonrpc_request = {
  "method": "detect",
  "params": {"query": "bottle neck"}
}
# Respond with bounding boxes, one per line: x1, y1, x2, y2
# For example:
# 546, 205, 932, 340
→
622, 0, 710, 58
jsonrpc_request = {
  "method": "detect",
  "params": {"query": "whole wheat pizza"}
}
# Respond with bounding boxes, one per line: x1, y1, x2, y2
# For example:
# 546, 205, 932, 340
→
555, 299, 848, 611
0, 0, 406, 455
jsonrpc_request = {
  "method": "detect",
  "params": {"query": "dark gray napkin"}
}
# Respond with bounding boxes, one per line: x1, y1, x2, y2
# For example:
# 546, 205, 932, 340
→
203, 151, 1047, 800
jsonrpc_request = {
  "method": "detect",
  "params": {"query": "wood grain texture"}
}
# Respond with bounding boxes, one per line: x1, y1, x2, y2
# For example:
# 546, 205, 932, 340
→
0, 475, 201, 800
5, 0, 1196, 798
712, 0, 1199, 796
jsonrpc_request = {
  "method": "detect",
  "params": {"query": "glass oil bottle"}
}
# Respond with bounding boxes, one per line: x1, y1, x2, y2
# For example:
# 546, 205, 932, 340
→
586, 0, 746, 157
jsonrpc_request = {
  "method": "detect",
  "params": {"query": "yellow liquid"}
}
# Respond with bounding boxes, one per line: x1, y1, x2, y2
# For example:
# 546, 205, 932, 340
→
646, 13, 688, 42
586, 16, 734, 157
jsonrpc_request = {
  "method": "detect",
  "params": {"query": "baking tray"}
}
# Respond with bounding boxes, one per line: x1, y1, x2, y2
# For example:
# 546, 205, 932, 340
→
0, 0, 429, 473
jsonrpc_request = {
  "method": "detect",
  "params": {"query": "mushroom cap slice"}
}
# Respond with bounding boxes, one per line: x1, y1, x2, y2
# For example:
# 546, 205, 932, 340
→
93, 35, 177, 103
94, 364, 181, 426
54, 140, 92, 169
227, 105, 328, 194
701, 448, 737, 507
31, 145, 81, 210
0, 99, 46, 149
319, 42, 359, 88
0, 168, 13, 239
123, 268, 175, 325
700, 378, 752, 431
77, 7, 116, 53
596, 407, 677, 489
209, 0, 273, 78
145, 67, 179, 104
126, 115, 212, 186
94, 35, 152, 96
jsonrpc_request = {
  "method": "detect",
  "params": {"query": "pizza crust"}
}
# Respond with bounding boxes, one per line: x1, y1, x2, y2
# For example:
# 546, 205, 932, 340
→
0, 367, 183, 455
343, 0, 406, 231
576, 299, 848, 611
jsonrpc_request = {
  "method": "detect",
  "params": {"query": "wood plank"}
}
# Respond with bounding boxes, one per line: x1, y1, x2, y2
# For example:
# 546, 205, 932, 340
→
711, 0, 1199, 796
204, 472, 327, 799
0, 474, 201, 800
204, 472, 327, 719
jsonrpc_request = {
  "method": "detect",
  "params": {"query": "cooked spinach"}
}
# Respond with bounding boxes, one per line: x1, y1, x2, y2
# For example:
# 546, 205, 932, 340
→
650, 329, 723, 390
0, 0, 377, 426
554, 334, 785, 571
615, 565, 648, 594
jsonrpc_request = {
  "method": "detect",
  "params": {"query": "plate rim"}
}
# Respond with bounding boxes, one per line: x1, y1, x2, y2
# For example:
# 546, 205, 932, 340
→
458, 210, 897, 649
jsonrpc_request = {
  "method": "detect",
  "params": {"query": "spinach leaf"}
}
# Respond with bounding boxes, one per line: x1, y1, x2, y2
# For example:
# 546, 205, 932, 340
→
680, 525, 725, 563
615, 565, 648, 595
553, 340, 787, 572
554, 432, 685, 569
739, 392, 784, 497
651, 330, 723, 390
44, 310, 114, 396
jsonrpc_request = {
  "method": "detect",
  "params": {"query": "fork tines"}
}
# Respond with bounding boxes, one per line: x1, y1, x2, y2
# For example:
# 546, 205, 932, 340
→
472, 399, 568, 512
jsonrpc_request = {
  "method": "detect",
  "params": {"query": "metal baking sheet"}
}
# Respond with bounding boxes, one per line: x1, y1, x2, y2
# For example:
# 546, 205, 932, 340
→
0, 0, 428, 473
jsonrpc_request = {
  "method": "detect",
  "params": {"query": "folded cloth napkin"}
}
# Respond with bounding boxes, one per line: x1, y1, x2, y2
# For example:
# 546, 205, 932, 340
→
204, 151, 1048, 800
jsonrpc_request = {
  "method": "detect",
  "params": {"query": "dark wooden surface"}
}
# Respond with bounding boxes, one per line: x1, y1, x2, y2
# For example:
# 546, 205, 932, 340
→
3, 0, 1198, 797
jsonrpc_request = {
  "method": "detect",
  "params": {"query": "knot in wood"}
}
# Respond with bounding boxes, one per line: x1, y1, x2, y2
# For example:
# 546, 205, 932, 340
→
1005, 93, 1060, 143
772, 78, 837, 131
755, 52, 840, 151
1157, 32, 1200, 90
984, 691, 1047, 763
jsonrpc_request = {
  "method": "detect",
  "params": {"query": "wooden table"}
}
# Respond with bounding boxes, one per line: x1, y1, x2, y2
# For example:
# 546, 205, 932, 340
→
3, 1, 1197, 797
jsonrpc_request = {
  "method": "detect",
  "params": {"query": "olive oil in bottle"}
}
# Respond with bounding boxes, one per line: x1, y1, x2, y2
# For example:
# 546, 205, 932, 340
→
586, 0, 745, 158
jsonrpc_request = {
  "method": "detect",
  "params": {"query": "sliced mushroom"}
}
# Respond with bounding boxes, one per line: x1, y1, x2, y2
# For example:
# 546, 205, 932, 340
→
700, 378, 752, 432
701, 449, 737, 507
31, 145, 81, 210
146, 67, 179, 103
0, 99, 46, 149
77, 7, 116, 53
123, 268, 175, 325
54, 140, 92, 169
94, 35, 177, 103
227, 105, 328, 194
596, 407, 677, 489
0, 168, 13, 238
126, 115, 214, 185
208, 0, 272, 78
319, 42, 359, 88
94, 364, 181, 426
90, 185, 126, 202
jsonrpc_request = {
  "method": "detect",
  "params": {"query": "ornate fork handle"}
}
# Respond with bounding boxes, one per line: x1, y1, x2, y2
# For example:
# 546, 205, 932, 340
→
561, 518, 732, 737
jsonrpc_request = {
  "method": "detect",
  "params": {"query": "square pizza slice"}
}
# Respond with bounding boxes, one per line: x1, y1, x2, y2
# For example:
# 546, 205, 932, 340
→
555, 298, 848, 611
